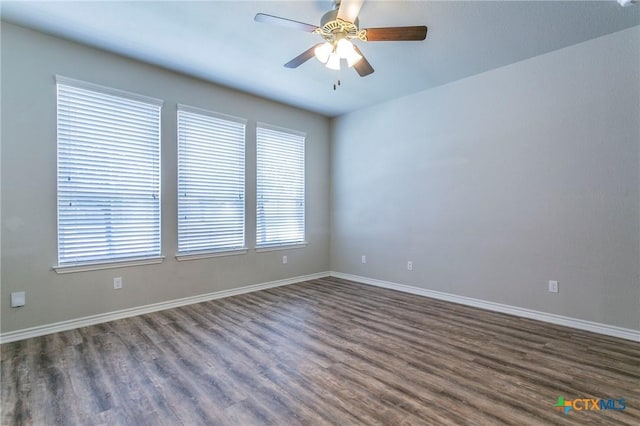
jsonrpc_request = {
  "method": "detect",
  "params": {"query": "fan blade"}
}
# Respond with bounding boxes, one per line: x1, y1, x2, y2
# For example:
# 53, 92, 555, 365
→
285, 44, 322, 68
254, 13, 318, 32
337, 0, 364, 23
363, 26, 428, 41
352, 45, 374, 77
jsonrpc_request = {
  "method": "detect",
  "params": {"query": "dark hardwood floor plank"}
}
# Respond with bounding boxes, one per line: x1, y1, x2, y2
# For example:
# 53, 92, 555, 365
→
0, 341, 34, 426
261, 362, 366, 425
30, 334, 83, 425
2, 277, 639, 425
90, 332, 181, 426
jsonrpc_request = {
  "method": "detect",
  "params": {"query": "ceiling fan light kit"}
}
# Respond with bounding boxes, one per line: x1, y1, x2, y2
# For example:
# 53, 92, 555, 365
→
254, 0, 427, 77
314, 38, 363, 70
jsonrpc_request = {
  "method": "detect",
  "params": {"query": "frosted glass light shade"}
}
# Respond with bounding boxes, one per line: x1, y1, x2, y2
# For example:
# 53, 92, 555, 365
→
314, 42, 332, 63
336, 39, 354, 57
326, 52, 341, 70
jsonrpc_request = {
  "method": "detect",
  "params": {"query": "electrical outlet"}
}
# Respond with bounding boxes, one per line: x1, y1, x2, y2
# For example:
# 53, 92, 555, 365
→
407, 261, 413, 271
11, 291, 26, 307
113, 277, 123, 290
282, 255, 288, 264
548, 280, 559, 293
361, 255, 367, 264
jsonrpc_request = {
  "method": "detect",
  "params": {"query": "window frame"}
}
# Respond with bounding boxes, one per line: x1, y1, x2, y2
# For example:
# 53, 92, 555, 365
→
175, 104, 248, 260
255, 122, 307, 250
53, 76, 164, 273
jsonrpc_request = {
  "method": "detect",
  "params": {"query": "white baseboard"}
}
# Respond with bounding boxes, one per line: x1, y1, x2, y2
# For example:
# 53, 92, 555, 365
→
4, 270, 637, 344
330, 271, 640, 343
0, 271, 331, 344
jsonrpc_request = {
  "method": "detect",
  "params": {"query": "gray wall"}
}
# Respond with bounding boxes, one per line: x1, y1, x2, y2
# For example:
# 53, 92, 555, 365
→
2, 21, 639, 335
331, 27, 640, 330
1, 23, 331, 333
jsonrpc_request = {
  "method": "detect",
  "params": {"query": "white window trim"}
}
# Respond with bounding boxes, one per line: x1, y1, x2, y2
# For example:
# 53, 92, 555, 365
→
175, 248, 248, 262
256, 121, 306, 138
254, 242, 308, 253
53, 256, 165, 274
55, 75, 163, 106
177, 104, 247, 125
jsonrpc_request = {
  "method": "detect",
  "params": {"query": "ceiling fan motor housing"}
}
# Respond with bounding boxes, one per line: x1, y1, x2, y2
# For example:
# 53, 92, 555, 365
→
321, 9, 359, 27
318, 9, 363, 43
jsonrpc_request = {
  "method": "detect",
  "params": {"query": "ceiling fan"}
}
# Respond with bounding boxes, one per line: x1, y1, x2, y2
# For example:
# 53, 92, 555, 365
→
255, 0, 428, 77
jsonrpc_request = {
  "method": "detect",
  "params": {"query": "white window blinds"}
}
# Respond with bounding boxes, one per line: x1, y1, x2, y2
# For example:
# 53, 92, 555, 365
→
56, 76, 162, 266
177, 105, 246, 254
256, 123, 306, 247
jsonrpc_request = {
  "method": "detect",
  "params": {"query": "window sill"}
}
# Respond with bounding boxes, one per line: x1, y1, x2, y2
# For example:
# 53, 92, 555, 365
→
175, 248, 248, 261
53, 256, 165, 274
255, 242, 308, 253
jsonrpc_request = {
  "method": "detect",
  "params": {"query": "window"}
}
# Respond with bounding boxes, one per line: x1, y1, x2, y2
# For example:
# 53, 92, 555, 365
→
177, 105, 246, 256
56, 76, 162, 267
256, 123, 306, 248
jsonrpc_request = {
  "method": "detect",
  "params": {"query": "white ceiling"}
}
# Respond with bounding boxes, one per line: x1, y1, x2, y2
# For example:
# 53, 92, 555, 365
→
1, 1, 638, 117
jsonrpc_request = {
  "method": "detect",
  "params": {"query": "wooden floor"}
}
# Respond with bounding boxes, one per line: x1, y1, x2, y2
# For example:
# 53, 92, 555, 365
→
2, 277, 639, 425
